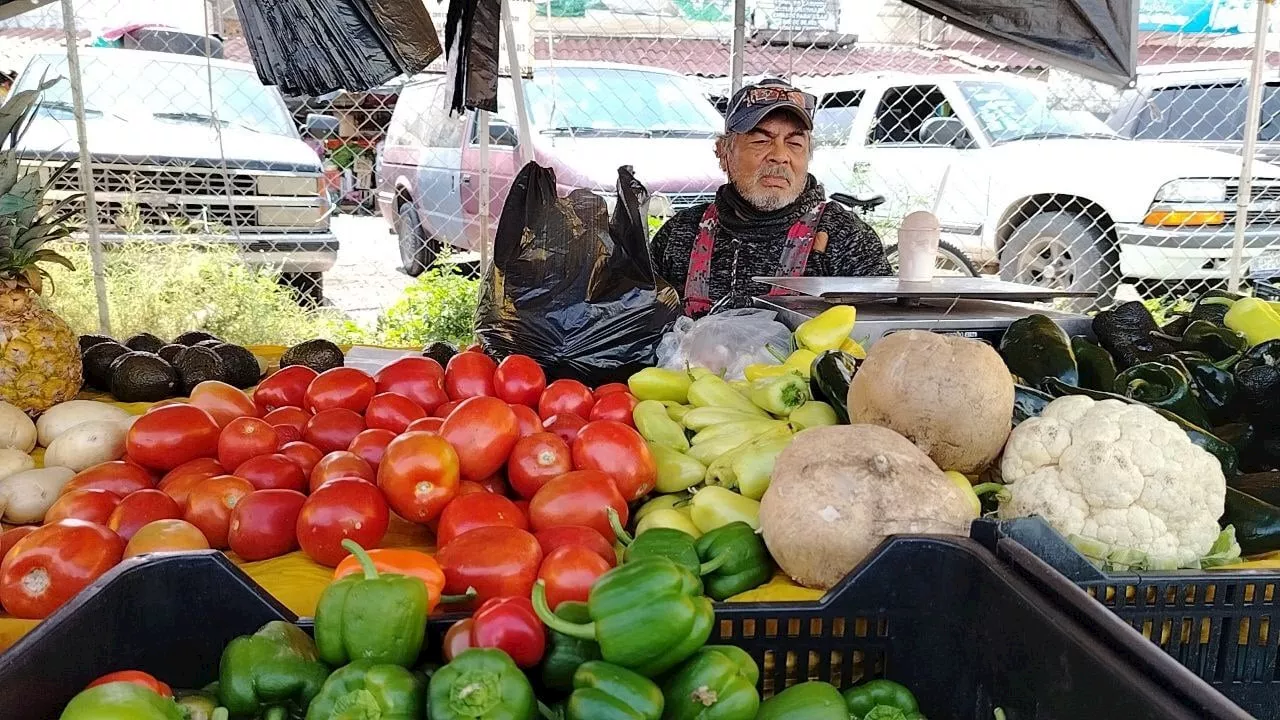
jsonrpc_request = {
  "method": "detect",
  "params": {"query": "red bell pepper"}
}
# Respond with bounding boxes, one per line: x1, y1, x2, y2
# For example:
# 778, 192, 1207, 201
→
470, 596, 546, 669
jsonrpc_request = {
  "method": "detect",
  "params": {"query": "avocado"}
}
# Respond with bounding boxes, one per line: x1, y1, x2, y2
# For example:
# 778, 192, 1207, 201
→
82, 342, 130, 391
157, 343, 186, 365
195, 339, 223, 349
422, 341, 458, 368
109, 352, 178, 402
213, 343, 263, 389
174, 345, 226, 395
78, 334, 116, 354
280, 339, 344, 372
124, 332, 166, 354
174, 330, 221, 346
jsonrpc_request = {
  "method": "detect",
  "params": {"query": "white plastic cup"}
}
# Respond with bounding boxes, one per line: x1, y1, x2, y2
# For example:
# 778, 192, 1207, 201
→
897, 210, 942, 282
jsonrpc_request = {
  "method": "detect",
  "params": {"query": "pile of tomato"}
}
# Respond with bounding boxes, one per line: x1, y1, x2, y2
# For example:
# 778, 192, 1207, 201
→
0, 349, 655, 622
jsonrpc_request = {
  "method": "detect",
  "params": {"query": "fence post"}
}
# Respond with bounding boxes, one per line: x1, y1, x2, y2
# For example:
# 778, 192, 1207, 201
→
1228, 0, 1274, 293
479, 110, 491, 273
730, 0, 746, 95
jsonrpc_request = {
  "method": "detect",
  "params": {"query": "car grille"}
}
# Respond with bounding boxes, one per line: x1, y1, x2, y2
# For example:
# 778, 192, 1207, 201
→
1226, 181, 1280, 203
49, 164, 258, 196
65, 197, 263, 232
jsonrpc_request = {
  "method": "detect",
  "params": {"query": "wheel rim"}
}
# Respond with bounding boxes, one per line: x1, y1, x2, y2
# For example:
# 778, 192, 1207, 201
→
885, 248, 973, 277
397, 204, 419, 267
1014, 235, 1075, 289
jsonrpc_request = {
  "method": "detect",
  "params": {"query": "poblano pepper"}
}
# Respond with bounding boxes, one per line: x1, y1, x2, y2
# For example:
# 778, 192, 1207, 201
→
1161, 352, 1238, 426
564, 661, 663, 720
755, 681, 848, 720
693, 521, 771, 600
305, 660, 424, 720
809, 350, 857, 424
1113, 362, 1212, 428
999, 314, 1077, 389
1070, 336, 1117, 392
541, 601, 603, 693
1235, 339, 1280, 372
315, 539, 428, 668
532, 556, 714, 677
428, 648, 536, 720
843, 679, 922, 720
60, 682, 185, 720
1153, 320, 1247, 362
1203, 296, 1280, 346
661, 645, 760, 720
218, 620, 329, 720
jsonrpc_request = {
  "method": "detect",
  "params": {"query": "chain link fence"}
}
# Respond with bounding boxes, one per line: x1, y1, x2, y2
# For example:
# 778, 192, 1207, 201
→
2, 0, 1278, 345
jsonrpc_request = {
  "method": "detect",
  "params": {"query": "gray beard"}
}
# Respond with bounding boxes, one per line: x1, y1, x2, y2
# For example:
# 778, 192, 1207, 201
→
735, 181, 802, 211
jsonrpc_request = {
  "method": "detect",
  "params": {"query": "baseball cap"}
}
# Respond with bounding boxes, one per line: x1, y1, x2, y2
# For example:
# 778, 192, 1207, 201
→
724, 79, 816, 134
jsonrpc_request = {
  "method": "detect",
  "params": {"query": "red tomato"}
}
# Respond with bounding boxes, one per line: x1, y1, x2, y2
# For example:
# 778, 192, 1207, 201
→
457, 481, 487, 496
436, 493, 528, 547
375, 357, 448, 414
471, 596, 546, 668
228, 489, 307, 561
538, 379, 595, 420
513, 499, 530, 519
442, 618, 475, 662
217, 417, 279, 471
310, 451, 375, 492
234, 454, 307, 492
431, 401, 460, 419
538, 544, 611, 610
0, 520, 125, 619
534, 525, 617, 566
507, 432, 573, 500
157, 457, 225, 508
305, 367, 376, 414
444, 352, 497, 400
279, 441, 325, 478
589, 392, 638, 426
571, 421, 656, 502
64, 461, 155, 497
274, 425, 302, 447
348, 428, 397, 470
45, 489, 121, 525
593, 383, 629, 399
364, 392, 426, 433
108, 490, 182, 542
436, 526, 542, 605
126, 405, 220, 472
406, 417, 444, 433
493, 355, 546, 408
183, 475, 255, 549
87, 671, 172, 698
188, 381, 258, 428
377, 432, 460, 523
439, 397, 519, 481
542, 413, 587, 446
464, 343, 484, 353
510, 405, 541, 437
478, 473, 509, 495
253, 365, 318, 412
303, 408, 366, 453
528, 470, 628, 538
0, 527, 36, 562
262, 406, 311, 433
296, 478, 390, 566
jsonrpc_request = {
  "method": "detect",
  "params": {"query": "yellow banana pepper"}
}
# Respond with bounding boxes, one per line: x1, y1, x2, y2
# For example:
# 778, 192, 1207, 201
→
744, 363, 789, 382
795, 305, 857, 353
782, 349, 817, 378
839, 337, 867, 359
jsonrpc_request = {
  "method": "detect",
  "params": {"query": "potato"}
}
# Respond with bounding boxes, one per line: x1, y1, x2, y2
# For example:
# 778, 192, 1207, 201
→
0, 401, 36, 453
42, 419, 128, 472
0, 466, 76, 523
760, 425, 975, 590
847, 330, 1013, 474
36, 401, 131, 448
0, 449, 35, 482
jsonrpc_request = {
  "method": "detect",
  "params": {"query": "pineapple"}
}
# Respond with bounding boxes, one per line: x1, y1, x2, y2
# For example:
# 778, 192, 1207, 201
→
0, 81, 84, 414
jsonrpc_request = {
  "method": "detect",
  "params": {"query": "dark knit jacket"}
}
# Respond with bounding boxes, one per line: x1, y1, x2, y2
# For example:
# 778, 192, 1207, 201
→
650, 175, 892, 312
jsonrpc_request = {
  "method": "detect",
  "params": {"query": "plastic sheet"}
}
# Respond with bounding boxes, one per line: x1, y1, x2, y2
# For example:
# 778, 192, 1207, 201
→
230, 0, 441, 97
476, 162, 681, 386
656, 309, 793, 381
444, 0, 500, 112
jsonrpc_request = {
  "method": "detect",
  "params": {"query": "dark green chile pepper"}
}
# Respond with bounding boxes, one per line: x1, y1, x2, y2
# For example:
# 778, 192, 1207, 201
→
1152, 320, 1248, 362
1160, 353, 1238, 427
1236, 364, 1280, 425
1070, 336, 1117, 392
1013, 385, 1053, 426
1224, 486, 1280, 555
1229, 471, 1280, 507
1187, 290, 1246, 326
1113, 362, 1212, 428
809, 350, 857, 424
999, 314, 1077, 389
1092, 301, 1176, 369
1235, 339, 1280, 372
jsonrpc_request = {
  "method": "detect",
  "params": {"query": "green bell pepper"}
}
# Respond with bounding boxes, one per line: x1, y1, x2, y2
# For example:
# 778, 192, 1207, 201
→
542, 601, 603, 693
532, 556, 714, 677
1162, 352, 1238, 426
174, 691, 221, 720
843, 679, 922, 720
60, 682, 185, 720
304, 660, 424, 720
755, 681, 848, 720
1070, 336, 1117, 392
315, 539, 428, 668
218, 620, 329, 720
427, 648, 536, 720
694, 521, 771, 600
564, 661, 663, 720
1113, 361, 1212, 428
661, 646, 760, 720
610, 510, 701, 575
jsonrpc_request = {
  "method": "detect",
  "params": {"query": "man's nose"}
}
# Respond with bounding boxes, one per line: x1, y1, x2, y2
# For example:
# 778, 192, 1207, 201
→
765, 140, 791, 164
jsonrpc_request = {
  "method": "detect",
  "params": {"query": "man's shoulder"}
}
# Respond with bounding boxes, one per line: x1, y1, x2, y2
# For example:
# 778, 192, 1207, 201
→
657, 202, 712, 235
818, 199, 878, 237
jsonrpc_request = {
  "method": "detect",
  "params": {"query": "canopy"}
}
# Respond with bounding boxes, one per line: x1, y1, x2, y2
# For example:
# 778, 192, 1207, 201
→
0, 0, 53, 22
900, 0, 1138, 87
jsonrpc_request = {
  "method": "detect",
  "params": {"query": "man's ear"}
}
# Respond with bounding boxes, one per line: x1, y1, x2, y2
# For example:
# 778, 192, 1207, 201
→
714, 135, 731, 173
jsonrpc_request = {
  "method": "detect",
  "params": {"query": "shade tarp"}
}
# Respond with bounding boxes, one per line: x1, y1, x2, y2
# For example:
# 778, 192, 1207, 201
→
0, 0, 54, 22
901, 0, 1137, 87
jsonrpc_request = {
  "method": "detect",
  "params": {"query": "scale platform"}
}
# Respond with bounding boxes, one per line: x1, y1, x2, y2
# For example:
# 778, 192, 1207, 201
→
751, 276, 1094, 346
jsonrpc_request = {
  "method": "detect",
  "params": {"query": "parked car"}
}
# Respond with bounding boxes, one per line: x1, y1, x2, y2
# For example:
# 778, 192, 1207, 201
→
11, 47, 335, 302
377, 62, 725, 275
804, 71, 1280, 298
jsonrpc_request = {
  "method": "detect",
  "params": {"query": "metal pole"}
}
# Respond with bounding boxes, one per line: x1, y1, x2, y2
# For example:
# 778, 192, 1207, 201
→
58, 0, 111, 335
730, 0, 746, 95
502, 0, 534, 166
478, 110, 491, 272
1228, 0, 1273, 293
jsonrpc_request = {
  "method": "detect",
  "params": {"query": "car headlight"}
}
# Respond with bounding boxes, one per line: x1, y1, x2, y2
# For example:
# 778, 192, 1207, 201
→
1154, 179, 1227, 204
258, 174, 324, 197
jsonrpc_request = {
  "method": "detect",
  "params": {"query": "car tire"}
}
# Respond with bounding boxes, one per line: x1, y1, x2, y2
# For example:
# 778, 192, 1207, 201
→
396, 199, 437, 277
1000, 211, 1119, 310
280, 272, 325, 308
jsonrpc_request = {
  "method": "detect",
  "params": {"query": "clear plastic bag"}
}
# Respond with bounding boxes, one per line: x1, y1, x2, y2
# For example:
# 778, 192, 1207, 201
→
656, 308, 793, 381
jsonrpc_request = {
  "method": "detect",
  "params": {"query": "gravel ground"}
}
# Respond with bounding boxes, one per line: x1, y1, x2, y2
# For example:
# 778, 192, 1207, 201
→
325, 214, 414, 326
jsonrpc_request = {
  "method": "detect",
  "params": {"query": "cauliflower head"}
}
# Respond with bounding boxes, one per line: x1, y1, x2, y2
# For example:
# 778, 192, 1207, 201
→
998, 395, 1225, 567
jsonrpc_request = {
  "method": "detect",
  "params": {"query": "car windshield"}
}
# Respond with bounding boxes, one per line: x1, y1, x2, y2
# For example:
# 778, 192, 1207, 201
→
957, 80, 1116, 143
523, 67, 722, 136
14, 53, 297, 137
1135, 82, 1280, 142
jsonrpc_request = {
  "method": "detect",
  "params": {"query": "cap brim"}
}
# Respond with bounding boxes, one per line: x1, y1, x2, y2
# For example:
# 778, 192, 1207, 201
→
726, 102, 814, 134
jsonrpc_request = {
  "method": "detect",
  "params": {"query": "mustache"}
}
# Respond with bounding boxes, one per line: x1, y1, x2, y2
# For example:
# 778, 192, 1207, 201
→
756, 165, 794, 182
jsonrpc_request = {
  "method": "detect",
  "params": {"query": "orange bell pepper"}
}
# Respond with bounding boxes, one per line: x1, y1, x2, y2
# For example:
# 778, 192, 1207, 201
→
333, 547, 459, 613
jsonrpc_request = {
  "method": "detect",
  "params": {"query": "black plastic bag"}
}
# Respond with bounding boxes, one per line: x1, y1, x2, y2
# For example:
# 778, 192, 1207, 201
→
444, 0, 499, 112
476, 163, 681, 385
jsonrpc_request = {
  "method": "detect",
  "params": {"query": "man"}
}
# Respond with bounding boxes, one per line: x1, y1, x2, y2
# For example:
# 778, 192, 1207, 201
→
651, 79, 891, 316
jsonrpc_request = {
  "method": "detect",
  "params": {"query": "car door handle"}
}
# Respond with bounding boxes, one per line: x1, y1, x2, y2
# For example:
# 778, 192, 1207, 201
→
461, 175, 472, 184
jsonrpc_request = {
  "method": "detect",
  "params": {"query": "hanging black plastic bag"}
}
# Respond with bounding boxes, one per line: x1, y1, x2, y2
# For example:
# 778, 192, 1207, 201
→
444, 0, 500, 112
476, 163, 681, 385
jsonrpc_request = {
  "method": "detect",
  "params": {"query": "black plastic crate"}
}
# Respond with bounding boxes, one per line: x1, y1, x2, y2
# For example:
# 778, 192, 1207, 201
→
974, 516, 1280, 719
0, 538, 1249, 719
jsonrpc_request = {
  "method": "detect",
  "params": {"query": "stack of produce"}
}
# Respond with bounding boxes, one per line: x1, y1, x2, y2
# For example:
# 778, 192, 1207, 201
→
80, 332, 268, 401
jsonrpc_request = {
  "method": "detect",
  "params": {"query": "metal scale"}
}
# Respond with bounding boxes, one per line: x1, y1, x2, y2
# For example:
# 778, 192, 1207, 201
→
751, 276, 1095, 346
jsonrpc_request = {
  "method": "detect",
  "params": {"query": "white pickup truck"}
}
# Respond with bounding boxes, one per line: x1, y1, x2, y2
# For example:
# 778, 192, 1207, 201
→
805, 72, 1280, 298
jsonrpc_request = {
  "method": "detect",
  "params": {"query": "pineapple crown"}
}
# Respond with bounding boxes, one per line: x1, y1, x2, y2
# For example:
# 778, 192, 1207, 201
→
0, 78, 78, 296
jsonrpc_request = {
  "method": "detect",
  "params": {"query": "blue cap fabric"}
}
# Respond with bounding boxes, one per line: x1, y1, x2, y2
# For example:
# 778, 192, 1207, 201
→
725, 79, 816, 134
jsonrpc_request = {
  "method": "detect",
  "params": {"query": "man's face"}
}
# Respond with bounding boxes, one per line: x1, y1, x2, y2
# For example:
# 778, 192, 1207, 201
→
721, 112, 811, 212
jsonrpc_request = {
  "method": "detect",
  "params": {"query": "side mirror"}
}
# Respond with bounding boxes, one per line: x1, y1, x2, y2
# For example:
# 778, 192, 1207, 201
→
488, 120, 518, 147
304, 113, 340, 140
919, 116, 972, 148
